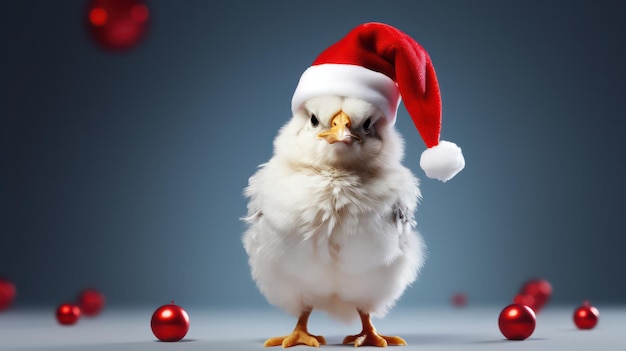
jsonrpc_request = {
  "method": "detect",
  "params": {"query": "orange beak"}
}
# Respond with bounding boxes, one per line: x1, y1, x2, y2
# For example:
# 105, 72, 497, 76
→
317, 111, 361, 144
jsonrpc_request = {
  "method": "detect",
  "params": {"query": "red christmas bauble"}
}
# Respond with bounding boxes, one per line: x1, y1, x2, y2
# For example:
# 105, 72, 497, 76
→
56, 303, 81, 325
151, 302, 190, 342
77, 288, 106, 316
451, 292, 467, 308
0, 279, 16, 311
573, 301, 599, 330
518, 279, 552, 312
498, 303, 536, 340
513, 293, 535, 307
85, 0, 150, 51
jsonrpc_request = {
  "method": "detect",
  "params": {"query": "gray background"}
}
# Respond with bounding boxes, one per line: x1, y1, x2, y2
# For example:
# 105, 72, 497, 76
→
1, 0, 625, 310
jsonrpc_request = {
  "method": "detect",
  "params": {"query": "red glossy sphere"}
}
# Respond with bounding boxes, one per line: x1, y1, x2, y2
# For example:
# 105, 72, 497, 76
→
85, 0, 150, 51
151, 302, 190, 342
519, 279, 552, 313
0, 279, 17, 311
573, 301, 599, 330
56, 303, 81, 325
498, 303, 536, 340
78, 288, 106, 316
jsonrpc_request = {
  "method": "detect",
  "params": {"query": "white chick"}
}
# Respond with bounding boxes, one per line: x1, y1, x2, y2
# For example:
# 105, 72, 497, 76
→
243, 95, 425, 348
242, 22, 464, 348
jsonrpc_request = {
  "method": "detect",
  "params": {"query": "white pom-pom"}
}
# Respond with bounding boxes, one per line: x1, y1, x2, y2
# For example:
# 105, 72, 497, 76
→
419, 140, 465, 182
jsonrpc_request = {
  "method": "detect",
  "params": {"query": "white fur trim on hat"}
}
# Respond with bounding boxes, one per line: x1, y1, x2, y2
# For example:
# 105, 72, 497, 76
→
291, 64, 401, 121
419, 140, 465, 182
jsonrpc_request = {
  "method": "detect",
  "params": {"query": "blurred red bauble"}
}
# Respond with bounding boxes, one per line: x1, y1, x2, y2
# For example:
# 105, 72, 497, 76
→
573, 301, 599, 330
85, 0, 150, 51
0, 279, 16, 311
56, 303, 81, 325
518, 279, 552, 312
513, 293, 535, 308
77, 288, 106, 316
498, 303, 536, 340
451, 292, 467, 308
151, 302, 190, 342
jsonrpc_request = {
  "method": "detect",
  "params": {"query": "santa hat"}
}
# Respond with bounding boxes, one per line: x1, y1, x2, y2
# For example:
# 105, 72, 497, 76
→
291, 22, 465, 182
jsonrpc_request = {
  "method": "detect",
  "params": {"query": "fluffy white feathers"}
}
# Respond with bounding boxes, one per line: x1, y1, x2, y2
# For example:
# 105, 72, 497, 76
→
243, 96, 426, 322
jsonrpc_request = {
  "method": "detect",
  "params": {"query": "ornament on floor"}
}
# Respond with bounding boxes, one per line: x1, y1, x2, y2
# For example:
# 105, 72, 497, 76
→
451, 292, 468, 308
0, 278, 16, 311
151, 301, 190, 342
77, 288, 106, 317
573, 300, 599, 330
498, 303, 536, 340
517, 278, 552, 313
85, 0, 150, 52
56, 303, 81, 325
513, 293, 535, 308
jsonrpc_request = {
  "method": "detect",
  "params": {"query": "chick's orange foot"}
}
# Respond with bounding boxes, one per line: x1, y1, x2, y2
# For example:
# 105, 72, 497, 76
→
343, 332, 407, 348
264, 309, 326, 348
343, 310, 407, 347
264, 330, 326, 348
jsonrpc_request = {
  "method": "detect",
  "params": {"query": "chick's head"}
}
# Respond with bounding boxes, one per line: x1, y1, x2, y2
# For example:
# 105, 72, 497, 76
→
274, 95, 405, 171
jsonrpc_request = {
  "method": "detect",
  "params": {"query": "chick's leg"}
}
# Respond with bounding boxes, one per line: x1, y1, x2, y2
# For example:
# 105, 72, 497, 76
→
264, 308, 326, 348
343, 310, 407, 347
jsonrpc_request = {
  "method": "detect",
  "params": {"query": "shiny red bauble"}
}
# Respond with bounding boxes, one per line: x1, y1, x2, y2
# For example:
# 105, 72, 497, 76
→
77, 288, 106, 317
498, 303, 536, 340
0, 279, 16, 311
518, 279, 552, 313
56, 303, 81, 325
151, 302, 190, 342
573, 301, 599, 330
85, 0, 150, 51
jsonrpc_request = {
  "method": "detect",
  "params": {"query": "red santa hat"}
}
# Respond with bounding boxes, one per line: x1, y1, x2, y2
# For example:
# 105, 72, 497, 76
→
291, 22, 465, 182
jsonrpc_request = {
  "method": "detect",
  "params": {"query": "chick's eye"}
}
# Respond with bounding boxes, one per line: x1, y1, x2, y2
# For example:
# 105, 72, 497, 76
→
362, 117, 372, 132
310, 114, 319, 127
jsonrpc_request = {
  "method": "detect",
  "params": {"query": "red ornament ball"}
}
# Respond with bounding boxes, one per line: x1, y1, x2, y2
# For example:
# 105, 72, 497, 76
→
451, 292, 468, 308
518, 279, 552, 313
573, 301, 599, 330
0, 279, 16, 311
151, 302, 190, 342
85, 0, 150, 51
498, 303, 536, 340
56, 303, 81, 325
513, 293, 535, 307
77, 288, 106, 317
